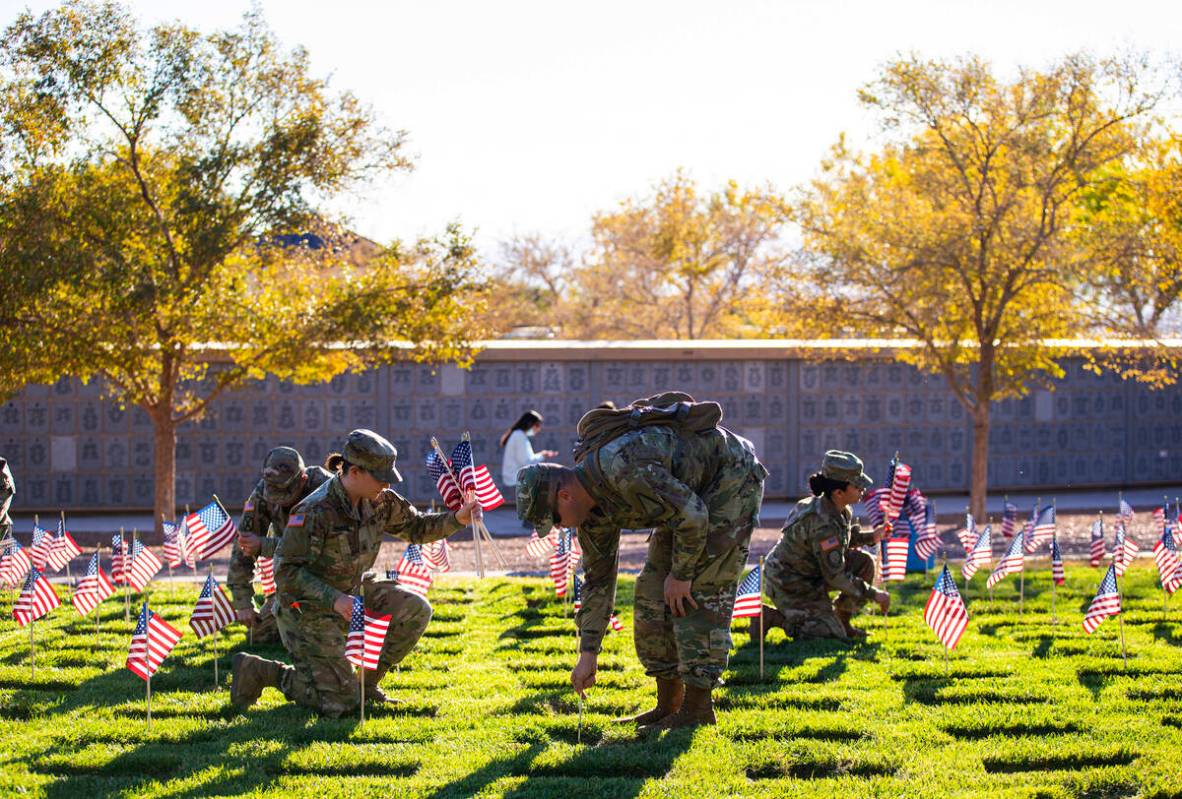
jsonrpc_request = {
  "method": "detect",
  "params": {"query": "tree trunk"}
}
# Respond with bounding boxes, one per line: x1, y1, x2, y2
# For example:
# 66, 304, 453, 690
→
150, 408, 177, 542
969, 405, 990, 521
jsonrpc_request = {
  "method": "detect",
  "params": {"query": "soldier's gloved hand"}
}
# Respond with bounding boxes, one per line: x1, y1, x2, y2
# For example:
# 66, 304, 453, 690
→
239, 531, 262, 556
874, 590, 891, 614
235, 608, 258, 626
571, 651, 598, 698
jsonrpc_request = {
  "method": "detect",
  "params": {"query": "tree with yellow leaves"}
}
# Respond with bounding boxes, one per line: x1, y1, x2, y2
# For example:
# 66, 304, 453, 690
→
785, 53, 1162, 516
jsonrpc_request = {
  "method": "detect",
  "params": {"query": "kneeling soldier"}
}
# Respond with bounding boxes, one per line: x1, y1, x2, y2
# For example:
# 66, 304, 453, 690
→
758, 450, 889, 641
230, 429, 477, 716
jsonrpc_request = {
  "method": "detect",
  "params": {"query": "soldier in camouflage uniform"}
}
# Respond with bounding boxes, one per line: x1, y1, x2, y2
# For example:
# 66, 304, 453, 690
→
226, 447, 332, 644
0, 458, 14, 540
758, 451, 890, 642
230, 429, 478, 717
516, 420, 767, 730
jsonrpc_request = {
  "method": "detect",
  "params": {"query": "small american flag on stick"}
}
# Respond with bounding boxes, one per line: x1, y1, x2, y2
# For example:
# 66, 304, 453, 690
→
961, 524, 992, 581
1082, 564, 1121, 634
126, 540, 163, 591
45, 518, 81, 572
924, 565, 968, 650
189, 575, 235, 639
987, 530, 1025, 589
184, 501, 238, 560
162, 520, 188, 568
1113, 523, 1139, 577
425, 451, 463, 511
1024, 505, 1056, 554
345, 596, 391, 671
422, 539, 451, 572
1051, 538, 1065, 586
452, 439, 505, 510
1000, 501, 1019, 539
72, 553, 115, 616
254, 556, 276, 596
731, 564, 762, 619
13, 567, 59, 626
126, 602, 183, 680
1089, 518, 1106, 568
394, 544, 433, 598
29, 521, 51, 570
1153, 525, 1182, 595
0, 538, 32, 589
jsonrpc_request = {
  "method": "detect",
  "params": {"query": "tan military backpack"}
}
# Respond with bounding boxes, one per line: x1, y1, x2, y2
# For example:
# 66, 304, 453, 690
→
571, 391, 723, 464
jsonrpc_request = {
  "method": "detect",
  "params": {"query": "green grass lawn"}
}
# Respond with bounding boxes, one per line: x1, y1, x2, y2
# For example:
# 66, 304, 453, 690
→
2, 563, 1181, 798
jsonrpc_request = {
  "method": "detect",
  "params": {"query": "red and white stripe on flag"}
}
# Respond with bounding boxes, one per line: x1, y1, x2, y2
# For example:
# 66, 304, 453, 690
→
345, 597, 391, 671
549, 546, 570, 597
460, 464, 505, 511
961, 525, 992, 581
0, 540, 32, 588
73, 555, 115, 616
28, 524, 52, 570
884, 463, 911, 530
731, 564, 762, 619
1089, 519, 1106, 568
1153, 529, 1181, 595
255, 556, 277, 596
162, 520, 188, 568
185, 501, 239, 560
127, 543, 163, 591
1082, 565, 1121, 634
525, 529, 551, 560
126, 603, 183, 680
609, 613, 625, 632
13, 568, 60, 626
924, 566, 968, 650
396, 548, 434, 598
883, 536, 910, 582
987, 533, 1025, 589
189, 575, 236, 639
46, 531, 82, 572
422, 540, 451, 573
1114, 525, 1139, 577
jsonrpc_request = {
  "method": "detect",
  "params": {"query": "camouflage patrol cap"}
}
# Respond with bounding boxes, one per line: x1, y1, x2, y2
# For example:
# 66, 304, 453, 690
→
261, 447, 306, 504
821, 450, 873, 489
515, 463, 566, 535
342, 429, 403, 484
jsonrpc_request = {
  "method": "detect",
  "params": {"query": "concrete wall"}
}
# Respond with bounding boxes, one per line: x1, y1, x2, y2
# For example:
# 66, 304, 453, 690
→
1, 342, 1179, 511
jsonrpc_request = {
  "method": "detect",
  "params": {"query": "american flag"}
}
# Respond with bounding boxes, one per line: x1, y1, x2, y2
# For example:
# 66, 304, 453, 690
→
422, 539, 451, 572
1019, 503, 1038, 552
731, 563, 763, 619
1153, 505, 1166, 534
45, 518, 81, 572
1119, 498, 1135, 521
956, 512, 977, 552
126, 602, 183, 681
254, 556, 276, 596
883, 531, 911, 582
345, 596, 391, 671
451, 440, 505, 510
883, 462, 912, 532
395, 544, 433, 598
609, 612, 625, 632
860, 487, 887, 528
110, 533, 128, 584
572, 573, 582, 611
1082, 564, 1121, 634
72, 552, 115, 616
0, 537, 32, 588
162, 520, 188, 568
924, 565, 968, 650
1051, 538, 1065, 586
914, 497, 939, 560
185, 501, 238, 560
425, 450, 463, 511
1001, 500, 1019, 539
29, 521, 51, 570
987, 529, 1025, 589
525, 528, 551, 560
550, 532, 570, 597
189, 575, 235, 638
1024, 505, 1056, 554
1113, 523, 1139, 577
1089, 518, 1106, 567
564, 527, 582, 571
1153, 525, 1182, 595
126, 540, 163, 591
961, 524, 992, 580
13, 567, 60, 626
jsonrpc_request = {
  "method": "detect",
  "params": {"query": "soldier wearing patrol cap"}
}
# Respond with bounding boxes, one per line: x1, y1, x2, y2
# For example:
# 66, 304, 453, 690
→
0, 457, 14, 539
226, 447, 333, 644
757, 450, 890, 642
516, 411, 767, 731
230, 429, 479, 717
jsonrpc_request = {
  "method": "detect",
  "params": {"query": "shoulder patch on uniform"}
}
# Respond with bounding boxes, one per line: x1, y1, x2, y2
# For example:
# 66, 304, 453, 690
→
819, 535, 841, 552
287, 514, 305, 527
243, 500, 254, 512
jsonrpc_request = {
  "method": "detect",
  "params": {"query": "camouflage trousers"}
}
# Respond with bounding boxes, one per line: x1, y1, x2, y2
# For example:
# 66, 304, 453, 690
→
248, 598, 281, 645
765, 549, 875, 640
633, 469, 764, 690
273, 578, 432, 717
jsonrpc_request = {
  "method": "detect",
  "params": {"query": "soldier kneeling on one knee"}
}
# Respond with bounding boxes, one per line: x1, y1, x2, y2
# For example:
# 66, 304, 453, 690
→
757, 450, 890, 642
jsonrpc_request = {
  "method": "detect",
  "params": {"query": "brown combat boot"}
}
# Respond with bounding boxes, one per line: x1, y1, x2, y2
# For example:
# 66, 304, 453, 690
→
362, 667, 402, 706
230, 652, 282, 709
613, 677, 684, 725
834, 608, 868, 640
749, 605, 785, 641
644, 684, 716, 731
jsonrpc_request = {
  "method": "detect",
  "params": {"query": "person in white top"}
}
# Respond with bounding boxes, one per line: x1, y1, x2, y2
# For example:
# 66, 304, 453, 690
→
500, 410, 558, 499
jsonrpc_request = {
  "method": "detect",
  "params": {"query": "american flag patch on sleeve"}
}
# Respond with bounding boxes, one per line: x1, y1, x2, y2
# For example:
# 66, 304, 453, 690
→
287, 514, 305, 528
820, 535, 841, 552
244, 500, 254, 512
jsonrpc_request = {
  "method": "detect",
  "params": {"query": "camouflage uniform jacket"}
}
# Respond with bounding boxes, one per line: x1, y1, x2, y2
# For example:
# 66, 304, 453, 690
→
274, 474, 463, 611
0, 458, 13, 538
574, 425, 764, 653
227, 466, 333, 612
765, 495, 878, 600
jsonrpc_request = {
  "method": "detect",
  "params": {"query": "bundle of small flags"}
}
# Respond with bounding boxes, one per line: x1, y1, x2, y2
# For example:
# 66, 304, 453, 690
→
426, 439, 506, 512
13, 567, 59, 626
345, 596, 391, 671
1082, 564, 1121, 634
184, 501, 238, 560
987, 531, 1025, 589
189, 575, 235, 638
72, 553, 115, 616
394, 544, 433, 598
924, 565, 968, 650
126, 602, 183, 680
731, 564, 762, 619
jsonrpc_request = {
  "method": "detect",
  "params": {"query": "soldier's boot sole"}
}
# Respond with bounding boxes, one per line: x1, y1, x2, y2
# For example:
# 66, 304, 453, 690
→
642, 685, 716, 731
230, 653, 281, 709
613, 677, 684, 725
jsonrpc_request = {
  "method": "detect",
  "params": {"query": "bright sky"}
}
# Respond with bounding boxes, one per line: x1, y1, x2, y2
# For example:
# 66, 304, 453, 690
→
4, 0, 1181, 253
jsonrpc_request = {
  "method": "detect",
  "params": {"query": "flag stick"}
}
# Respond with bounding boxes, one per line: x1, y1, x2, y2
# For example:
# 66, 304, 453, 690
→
184, 505, 193, 573
95, 544, 102, 638
144, 595, 152, 730
29, 616, 35, 678
122, 527, 131, 622
163, 514, 172, 579
359, 583, 366, 726
430, 437, 484, 578
209, 565, 219, 690
758, 556, 765, 682
461, 431, 508, 568
60, 511, 73, 599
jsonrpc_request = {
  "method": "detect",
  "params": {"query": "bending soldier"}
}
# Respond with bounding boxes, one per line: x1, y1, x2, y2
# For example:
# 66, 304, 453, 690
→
230, 429, 478, 717
758, 451, 889, 641
516, 393, 767, 730
226, 447, 332, 644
